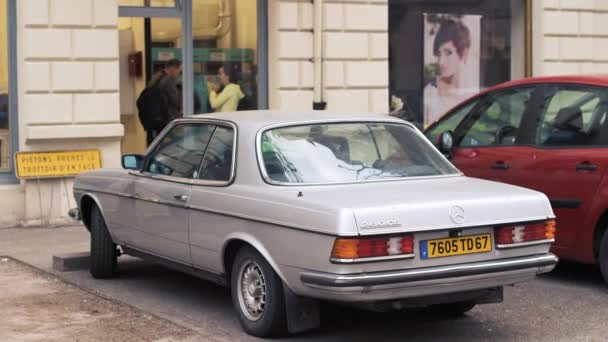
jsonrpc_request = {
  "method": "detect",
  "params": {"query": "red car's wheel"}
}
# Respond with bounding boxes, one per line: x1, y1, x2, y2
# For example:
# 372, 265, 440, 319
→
599, 231, 608, 283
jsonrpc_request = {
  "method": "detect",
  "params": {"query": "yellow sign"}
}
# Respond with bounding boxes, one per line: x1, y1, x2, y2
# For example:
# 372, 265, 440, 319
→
15, 150, 102, 179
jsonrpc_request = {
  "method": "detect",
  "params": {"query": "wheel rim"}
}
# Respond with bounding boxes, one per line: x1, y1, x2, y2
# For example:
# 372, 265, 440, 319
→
237, 260, 267, 321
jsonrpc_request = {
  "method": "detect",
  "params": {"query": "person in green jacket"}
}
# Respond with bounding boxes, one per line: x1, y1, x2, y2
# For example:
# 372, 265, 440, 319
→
208, 65, 245, 112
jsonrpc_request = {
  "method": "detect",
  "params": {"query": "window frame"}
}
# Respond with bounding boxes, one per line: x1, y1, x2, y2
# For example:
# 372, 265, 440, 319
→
531, 83, 608, 150
0, 0, 18, 184
196, 124, 236, 183
256, 119, 462, 187
132, 118, 237, 187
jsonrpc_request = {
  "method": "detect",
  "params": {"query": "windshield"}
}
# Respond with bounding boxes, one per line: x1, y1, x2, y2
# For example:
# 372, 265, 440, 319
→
260, 122, 460, 184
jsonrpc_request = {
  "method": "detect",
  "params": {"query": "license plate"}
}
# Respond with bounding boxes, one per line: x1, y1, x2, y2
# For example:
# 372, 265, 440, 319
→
420, 234, 492, 259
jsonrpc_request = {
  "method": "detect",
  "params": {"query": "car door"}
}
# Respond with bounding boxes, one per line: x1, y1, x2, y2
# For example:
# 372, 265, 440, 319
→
133, 122, 216, 265
428, 85, 540, 184
526, 84, 608, 254
187, 124, 237, 273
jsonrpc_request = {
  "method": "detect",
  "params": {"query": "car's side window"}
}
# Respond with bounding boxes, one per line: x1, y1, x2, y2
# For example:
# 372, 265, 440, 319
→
456, 87, 534, 147
198, 126, 235, 182
146, 124, 215, 179
536, 85, 608, 147
425, 100, 478, 144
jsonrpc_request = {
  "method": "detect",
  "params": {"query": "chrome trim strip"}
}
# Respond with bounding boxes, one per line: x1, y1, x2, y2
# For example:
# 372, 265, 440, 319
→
129, 171, 194, 186
72, 187, 351, 237
187, 203, 346, 237
73, 187, 186, 209
74, 187, 133, 199
301, 254, 558, 288
496, 239, 554, 249
121, 245, 227, 286
330, 254, 415, 264
254, 119, 463, 187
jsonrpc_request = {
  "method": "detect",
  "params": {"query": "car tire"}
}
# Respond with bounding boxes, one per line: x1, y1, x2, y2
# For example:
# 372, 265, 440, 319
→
89, 205, 117, 279
599, 230, 608, 283
429, 300, 476, 317
231, 246, 287, 337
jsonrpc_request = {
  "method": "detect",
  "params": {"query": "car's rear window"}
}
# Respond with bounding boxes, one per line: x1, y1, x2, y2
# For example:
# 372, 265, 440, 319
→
259, 122, 459, 184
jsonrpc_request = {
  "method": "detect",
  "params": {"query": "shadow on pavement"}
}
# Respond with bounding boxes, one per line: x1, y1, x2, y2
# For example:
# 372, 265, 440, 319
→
110, 258, 514, 341
540, 260, 606, 289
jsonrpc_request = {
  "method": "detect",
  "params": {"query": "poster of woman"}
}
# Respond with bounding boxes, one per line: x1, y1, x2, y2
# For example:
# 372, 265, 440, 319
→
423, 14, 481, 127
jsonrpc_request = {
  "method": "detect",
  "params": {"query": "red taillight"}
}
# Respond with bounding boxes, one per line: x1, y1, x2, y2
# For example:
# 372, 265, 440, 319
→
494, 220, 556, 246
331, 234, 414, 261
357, 238, 390, 258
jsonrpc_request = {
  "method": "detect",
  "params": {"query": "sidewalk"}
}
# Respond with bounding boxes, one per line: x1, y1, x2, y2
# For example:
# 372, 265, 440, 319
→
0, 225, 89, 271
0, 257, 196, 342
0, 226, 256, 342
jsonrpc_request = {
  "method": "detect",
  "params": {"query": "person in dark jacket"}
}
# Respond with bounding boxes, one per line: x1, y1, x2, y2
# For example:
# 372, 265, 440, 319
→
142, 59, 183, 145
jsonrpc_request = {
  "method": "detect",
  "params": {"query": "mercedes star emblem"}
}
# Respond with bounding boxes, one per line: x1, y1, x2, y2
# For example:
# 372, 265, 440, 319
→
449, 206, 465, 224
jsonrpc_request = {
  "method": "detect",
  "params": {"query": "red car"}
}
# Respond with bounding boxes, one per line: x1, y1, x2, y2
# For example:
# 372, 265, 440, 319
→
425, 75, 608, 282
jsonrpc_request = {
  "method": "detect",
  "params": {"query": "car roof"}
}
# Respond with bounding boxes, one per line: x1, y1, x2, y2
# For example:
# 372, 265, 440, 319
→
481, 74, 608, 95
184, 110, 407, 131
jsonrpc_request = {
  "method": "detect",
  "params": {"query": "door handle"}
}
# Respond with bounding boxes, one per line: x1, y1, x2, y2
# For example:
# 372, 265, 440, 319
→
491, 161, 510, 170
173, 194, 189, 202
576, 162, 598, 171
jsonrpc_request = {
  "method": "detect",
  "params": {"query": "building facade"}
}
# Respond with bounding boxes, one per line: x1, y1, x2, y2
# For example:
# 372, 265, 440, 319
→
0, 0, 603, 227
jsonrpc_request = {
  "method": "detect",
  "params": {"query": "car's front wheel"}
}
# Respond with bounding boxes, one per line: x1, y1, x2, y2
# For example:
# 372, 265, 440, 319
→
231, 246, 286, 337
89, 205, 117, 278
599, 230, 608, 283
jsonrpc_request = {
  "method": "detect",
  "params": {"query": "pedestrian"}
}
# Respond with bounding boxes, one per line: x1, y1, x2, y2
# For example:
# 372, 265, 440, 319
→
137, 59, 183, 145
208, 65, 245, 113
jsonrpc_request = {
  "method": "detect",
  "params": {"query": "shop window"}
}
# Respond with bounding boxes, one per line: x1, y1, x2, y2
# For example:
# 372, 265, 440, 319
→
118, 1, 265, 155
191, 0, 258, 114
389, 0, 526, 128
141, 1, 259, 114
0, 0, 11, 172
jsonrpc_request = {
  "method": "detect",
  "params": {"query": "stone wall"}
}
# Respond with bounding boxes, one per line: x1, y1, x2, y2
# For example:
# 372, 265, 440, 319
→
269, 0, 389, 113
17, 0, 122, 226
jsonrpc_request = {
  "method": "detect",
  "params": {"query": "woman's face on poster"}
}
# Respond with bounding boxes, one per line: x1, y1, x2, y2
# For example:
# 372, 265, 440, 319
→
438, 41, 466, 79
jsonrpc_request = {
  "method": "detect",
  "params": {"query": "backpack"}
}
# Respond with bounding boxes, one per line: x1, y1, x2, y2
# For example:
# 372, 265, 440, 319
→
136, 81, 169, 131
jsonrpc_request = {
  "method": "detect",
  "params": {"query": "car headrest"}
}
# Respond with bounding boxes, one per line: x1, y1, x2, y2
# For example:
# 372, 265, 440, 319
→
554, 106, 583, 131
588, 101, 608, 133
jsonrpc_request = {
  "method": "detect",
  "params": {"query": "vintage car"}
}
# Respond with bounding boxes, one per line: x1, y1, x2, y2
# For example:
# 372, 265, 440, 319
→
71, 111, 558, 337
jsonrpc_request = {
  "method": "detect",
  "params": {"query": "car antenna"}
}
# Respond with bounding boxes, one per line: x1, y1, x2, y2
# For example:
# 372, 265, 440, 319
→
297, 191, 303, 197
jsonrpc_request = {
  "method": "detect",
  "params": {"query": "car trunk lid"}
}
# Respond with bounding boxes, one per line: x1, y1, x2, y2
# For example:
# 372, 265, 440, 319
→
296, 176, 552, 236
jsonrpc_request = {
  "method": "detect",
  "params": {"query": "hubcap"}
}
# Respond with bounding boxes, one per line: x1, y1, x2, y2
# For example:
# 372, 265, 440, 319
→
237, 260, 267, 321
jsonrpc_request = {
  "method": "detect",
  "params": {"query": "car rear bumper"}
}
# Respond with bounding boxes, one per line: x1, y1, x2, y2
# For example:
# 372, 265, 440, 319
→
297, 254, 557, 302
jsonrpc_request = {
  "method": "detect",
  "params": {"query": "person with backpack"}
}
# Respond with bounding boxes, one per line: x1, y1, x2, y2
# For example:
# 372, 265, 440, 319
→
207, 64, 245, 113
137, 59, 183, 145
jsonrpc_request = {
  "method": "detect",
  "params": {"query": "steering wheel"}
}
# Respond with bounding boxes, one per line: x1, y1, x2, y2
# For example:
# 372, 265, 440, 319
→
495, 125, 517, 145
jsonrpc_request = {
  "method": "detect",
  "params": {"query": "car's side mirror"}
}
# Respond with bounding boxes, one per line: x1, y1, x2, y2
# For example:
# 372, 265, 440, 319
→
122, 154, 143, 170
437, 131, 454, 157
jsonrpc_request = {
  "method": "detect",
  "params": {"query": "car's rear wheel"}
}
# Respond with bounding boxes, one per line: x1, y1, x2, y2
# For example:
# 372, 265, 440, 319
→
599, 230, 608, 283
89, 205, 117, 278
429, 300, 476, 317
231, 246, 286, 337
